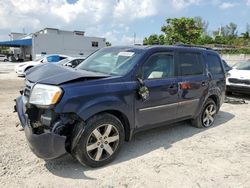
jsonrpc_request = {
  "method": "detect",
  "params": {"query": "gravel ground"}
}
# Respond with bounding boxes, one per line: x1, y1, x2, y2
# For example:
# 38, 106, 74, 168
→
0, 62, 250, 188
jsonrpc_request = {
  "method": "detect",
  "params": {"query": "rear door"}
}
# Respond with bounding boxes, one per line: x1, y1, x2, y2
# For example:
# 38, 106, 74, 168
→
176, 51, 209, 118
135, 52, 179, 128
206, 53, 226, 102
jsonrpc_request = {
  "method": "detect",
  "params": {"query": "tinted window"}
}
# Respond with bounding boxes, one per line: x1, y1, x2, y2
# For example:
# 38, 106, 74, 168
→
59, 56, 67, 61
47, 55, 60, 62
177, 52, 203, 76
207, 54, 223, 74
142, 53, 174, 79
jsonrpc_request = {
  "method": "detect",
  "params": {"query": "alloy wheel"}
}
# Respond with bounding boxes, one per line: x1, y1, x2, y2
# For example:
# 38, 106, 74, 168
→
86, 124, 120, 161
202, 104, 216, 127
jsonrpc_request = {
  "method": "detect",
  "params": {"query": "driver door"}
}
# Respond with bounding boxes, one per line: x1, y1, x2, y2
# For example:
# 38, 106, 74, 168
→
135, 52, 179, 128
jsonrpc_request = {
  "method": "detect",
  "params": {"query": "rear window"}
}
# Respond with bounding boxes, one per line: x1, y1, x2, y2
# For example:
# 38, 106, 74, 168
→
177, 52, 203, 76
207, 54, 223, 74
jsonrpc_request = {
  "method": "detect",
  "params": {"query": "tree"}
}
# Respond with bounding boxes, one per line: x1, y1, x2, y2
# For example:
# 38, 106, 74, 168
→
143, 34, 161, 45
226, 22, 237, 37
0, 46, 9, 53
143, 37, 149, 45
241, 23, 250, 39
161, 17, 203, 44
194, 16, 209, 35
196, 35, 214, 45
158, 34, 165, 45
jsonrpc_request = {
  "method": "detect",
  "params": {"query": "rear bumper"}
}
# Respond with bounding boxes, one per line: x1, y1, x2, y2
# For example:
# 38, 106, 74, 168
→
15, 96, 67, 160
227, 85, 250, 94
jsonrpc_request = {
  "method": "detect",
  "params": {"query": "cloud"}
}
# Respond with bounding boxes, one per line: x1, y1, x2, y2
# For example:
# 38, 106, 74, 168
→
1, 0, 246, 45
171, 0, 200, 10
219, 2, 236, 9
0, 0, 203, 44
247, 0, 250, 6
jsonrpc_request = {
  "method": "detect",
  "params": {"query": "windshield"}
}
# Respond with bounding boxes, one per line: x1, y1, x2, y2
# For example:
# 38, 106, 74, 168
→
56, 58, 70, 65
235, 61, 250, 70
77, 47, 144, 76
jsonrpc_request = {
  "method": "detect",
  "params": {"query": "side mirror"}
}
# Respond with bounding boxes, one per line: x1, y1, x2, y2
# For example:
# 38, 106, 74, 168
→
137, 77, 149, 101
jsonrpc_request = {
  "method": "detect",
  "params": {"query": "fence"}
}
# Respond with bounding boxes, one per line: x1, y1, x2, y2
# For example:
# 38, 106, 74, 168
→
221, 54, 250, 66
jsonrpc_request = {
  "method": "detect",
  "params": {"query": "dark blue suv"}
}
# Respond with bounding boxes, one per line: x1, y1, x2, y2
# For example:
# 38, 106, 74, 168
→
15, 45, 226, 167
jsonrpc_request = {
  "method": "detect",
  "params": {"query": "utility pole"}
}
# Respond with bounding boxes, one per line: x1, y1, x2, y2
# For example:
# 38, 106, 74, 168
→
133, 32, 136, 45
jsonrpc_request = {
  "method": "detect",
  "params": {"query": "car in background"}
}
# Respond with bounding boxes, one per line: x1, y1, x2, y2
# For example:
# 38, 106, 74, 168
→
14, 54, 69, 76
222, 59, 232, 72
57, 57, 85, 68
226, 60, 250, 94
0, 54, 8, 62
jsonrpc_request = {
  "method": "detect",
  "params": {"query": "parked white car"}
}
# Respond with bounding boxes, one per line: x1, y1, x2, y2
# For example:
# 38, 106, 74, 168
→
14, 54, 69, 76
0, 54, 8, 62
226, 60, 250, 94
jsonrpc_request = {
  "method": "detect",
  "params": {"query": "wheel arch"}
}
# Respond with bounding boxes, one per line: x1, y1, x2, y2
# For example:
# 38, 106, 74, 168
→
208, 94, 220, 111
86, 110, 132, 142
24, 66, 34, 72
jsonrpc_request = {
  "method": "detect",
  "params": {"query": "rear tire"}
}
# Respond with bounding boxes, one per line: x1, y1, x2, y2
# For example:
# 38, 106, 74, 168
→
73, 113, 124, 168
191, 99, 217, 128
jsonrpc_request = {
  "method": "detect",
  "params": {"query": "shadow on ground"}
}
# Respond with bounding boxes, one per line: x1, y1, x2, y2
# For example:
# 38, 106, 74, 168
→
227, 92, 250, 100
45, 110, 235, 180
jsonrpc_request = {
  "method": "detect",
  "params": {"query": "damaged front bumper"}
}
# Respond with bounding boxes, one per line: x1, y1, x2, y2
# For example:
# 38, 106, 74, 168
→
15, 96, 67, 160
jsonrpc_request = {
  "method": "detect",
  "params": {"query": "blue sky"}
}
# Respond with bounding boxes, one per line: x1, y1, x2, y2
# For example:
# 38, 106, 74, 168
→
0, 0, 250, 44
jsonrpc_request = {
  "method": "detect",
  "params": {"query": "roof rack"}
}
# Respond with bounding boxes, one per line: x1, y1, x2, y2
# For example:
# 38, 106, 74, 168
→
175, 43, 213, 50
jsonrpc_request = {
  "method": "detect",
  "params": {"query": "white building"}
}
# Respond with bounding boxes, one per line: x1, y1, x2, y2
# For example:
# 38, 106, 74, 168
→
0, 28, 106, 61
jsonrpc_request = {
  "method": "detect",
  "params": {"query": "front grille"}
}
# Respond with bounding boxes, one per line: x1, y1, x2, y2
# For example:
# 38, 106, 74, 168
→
228, 78, 250, 85
24, 80, 34, 99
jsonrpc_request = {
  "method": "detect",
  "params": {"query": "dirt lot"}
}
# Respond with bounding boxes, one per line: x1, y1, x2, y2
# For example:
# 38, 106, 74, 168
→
0, 62, 250, 188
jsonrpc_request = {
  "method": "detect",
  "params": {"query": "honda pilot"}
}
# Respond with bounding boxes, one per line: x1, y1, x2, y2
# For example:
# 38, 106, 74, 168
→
15, 45, 226, 167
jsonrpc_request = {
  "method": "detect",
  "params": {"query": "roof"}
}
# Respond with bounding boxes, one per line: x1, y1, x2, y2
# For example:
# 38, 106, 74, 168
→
108, 45, 217, 54
0, 38, 32, 47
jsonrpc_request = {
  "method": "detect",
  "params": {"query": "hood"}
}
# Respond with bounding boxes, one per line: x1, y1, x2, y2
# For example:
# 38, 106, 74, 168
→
17, 61, 40, 67
16, 61, 31, 67
229, 69, 250, 79
25, 63, 110, 85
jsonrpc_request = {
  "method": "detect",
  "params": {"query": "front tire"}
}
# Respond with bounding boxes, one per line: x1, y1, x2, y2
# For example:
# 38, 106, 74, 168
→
191, 99, 217, 128
73, 113, 124, 168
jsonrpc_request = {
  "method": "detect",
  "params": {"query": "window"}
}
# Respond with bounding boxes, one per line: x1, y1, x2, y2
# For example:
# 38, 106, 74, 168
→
59, 56, 67, 61
235, 61, 250, 71
207, 54, 223, 74
92, 41, 99, 47
77, 48, 143, 76
177, 52, 203, 76
47, 55, 60, 62
142, 53, 174, 79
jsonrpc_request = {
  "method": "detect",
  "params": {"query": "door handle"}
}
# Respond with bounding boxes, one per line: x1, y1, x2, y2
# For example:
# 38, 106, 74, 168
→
169, 84, 175, 89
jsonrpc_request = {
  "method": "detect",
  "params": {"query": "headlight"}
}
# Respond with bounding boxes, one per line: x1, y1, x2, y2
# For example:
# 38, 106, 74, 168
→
29, 84, 63, 106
